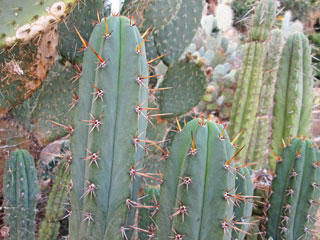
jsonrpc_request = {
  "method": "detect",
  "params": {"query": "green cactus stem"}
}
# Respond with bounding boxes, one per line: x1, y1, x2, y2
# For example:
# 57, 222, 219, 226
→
70, 15, 149, 240
266, 137, 320, 239
269, 33, 313, 170
38, 141, 71, 240
156, 118, 240, 240
3, 149, 38, 240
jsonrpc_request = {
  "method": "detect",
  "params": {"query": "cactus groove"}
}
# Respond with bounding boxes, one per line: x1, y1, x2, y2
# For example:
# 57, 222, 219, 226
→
70, 16, 149, 240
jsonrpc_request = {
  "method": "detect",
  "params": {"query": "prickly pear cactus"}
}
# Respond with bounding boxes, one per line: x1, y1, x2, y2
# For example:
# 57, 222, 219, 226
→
156, 118, 241, 240
38, 141, 71, 240
228, 0, 277, 164
266, 137, 320, 239
269, 33, 313, 170
0, 0, 75, 47
58, 0, 105, 63
159, 59, 207, 118
70, 16, 149, 240
2, 149, 39, 240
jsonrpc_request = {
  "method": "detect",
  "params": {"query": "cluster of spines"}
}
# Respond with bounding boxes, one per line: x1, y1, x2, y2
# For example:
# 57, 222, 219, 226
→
266, 137, 320, 239
155, 117, 256, 239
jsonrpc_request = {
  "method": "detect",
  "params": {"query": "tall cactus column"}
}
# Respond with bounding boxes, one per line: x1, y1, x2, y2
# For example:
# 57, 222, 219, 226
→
70, 16, 149, 240
2, 150, 39, 240
266, 137, 320, 239
228, 0, 276, 163
269, 33, 313, 170
156, 118, 239, 240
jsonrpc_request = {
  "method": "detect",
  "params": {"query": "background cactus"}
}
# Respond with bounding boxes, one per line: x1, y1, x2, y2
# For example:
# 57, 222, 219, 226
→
270, 32, 313, 170
2, 149, 38, 240
70, 15, 149, 240
0, 0, 75, 47
246, 29, 283, 168
266, 137, 320, 239
228, 0, 277, 164
156, 118, 239, 240
38, 141, 71, 240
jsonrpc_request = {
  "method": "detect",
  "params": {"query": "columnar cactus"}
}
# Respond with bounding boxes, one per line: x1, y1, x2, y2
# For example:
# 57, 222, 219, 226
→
228, 0, 277, 164
2, 149, 38, 240
246, 29, 283, 168
156, 118, 242, 239
70, 15, 150, 240
266, 137, 320, 239
38, 142, 71, 240
269, 33, 313, 170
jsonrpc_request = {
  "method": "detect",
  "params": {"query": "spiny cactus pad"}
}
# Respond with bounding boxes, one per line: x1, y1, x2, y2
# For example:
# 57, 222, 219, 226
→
266, 137, 320, 239
70, 16, 149, 240
159, 59, 206, 118
0, 0, 75, 47
58, 0, 105, 63
156, 118, 238, 240
153, 0, 204, 66
270, 33, 313, 170
3, 149, 38, 240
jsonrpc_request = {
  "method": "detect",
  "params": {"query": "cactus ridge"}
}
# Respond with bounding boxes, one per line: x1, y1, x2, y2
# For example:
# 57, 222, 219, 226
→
70, 16, 149, 240
3, 149, 38, 240
266, 137, 320, 239
270, 33, 313, 169
156, 118, 238, 240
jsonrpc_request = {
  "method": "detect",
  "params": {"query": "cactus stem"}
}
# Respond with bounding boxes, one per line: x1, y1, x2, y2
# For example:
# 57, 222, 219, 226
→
81, 211, 94, 225
82, 148, 101, 168
170, 200, 189, 222
90, 82, 104, 102
68, 89, 79, 111
47, 120, 74, 137
148, 53, 170, 64
81, 180, 98, 199
80, 112, 104, 133
231, 129, 244, 145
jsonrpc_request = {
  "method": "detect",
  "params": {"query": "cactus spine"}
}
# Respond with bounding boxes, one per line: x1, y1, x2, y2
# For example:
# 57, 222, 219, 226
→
266, 137, 320, 239
156, 118, 237, 239
70, 16, 149, 240
2, 150, 38, 240
269, 33, 313, 170
228, 0, 276, 164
